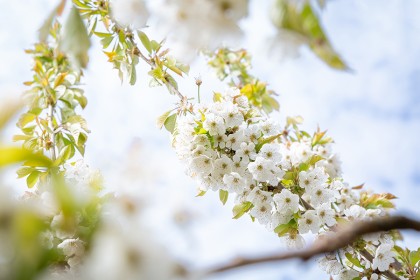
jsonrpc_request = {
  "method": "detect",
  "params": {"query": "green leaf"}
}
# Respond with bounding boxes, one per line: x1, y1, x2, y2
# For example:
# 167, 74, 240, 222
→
286, 116, 304, 127
26, 170, 41, 188
271, 0, 348, 70
16, 167, 35, 178
274, 219, 296, 236
345, 253, 363, 268
150, 40, 161, 53
196, 190, 207, 197
0, 146, 52, 168
17, 113, 36, 129
219, 189, 229, 205
156, 110, 172, 129
148, 67, 165, 80
61, 7, 91, 69
176, 62, 190, 75
308, 155, 323, 166
75, 95, 88, 109
393, 245, 407, 258
416, 271, 420, 280
100, 35, 115, 49
213, 92, 223, 102
94, 32, 111, 38
164, 113, 177, 134
410, 248, 420, 267
299, 163, 309, 171
58, 145, 73, 164
274, 223, 290, 235
129, 63, 137, 85
38, 0, 66, 42
137, 31, 152, 54
255, 134, 282, 152
232, 201, 254, 219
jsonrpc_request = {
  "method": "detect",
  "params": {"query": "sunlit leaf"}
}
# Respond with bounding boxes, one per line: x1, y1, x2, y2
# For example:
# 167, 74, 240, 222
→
26, 170, 40, 188
196, 190, 207, 197
137, 31, 152, 54
410, 248, 420, 267
271, 0, 348, 70
164, 113, 177, 134
219, 189, 228, 205
232, 201, 254, 219
0, 146, 51, 168
38, 0, 67, 42
61, 7, 91, 69
156, 110, 172, 129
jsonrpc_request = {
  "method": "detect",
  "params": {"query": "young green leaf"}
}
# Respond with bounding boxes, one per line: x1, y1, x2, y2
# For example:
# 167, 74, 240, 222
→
164, 113, 177, 134
0, 146, 51, 168
137, 31, 152, 54
410, 248, 420, 267
61, 7, 91, 69
232, 201, 254, 219
196, 190, 207, 197
26, 170, 41, 188
219, 189, 229, 205
156, 110, 172, 129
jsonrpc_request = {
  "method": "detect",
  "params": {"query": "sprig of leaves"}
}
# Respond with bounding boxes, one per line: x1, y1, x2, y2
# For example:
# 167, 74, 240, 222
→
271, 0, 349, 70
16, 22, 89, 188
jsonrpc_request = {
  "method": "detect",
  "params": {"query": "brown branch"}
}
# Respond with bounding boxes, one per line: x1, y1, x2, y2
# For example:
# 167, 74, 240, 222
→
207, 215, 420, 275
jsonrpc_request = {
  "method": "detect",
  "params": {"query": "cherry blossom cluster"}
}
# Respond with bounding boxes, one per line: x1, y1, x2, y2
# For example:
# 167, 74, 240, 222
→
3, 160, 187, 280
18, 160, 103, 268
173, 88, 398, 279
48, 193, 187, 280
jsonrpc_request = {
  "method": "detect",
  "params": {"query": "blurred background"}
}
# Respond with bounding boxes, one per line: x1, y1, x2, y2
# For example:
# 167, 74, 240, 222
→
0, 0, 419, 279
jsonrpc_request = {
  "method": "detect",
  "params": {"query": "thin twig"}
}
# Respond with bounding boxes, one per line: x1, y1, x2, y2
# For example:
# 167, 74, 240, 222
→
48, 103, 56, 161
131, 42, 188, 104
207, 215, 420, 275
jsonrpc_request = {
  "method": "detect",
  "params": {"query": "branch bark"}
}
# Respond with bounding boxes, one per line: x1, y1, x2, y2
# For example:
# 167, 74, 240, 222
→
207, 215, 420, 275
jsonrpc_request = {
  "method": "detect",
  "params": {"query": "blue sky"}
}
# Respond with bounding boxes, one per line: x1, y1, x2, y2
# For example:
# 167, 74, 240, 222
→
0, 0, 419, 279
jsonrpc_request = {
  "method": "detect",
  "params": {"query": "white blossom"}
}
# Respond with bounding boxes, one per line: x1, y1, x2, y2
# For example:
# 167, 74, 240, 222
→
260, 119, 281, 137
309, 185, 335, 206
290, 142, 313, 166
213, 133, 228, 148
189, 155, 213, 176
318, 254, 343, 275
259, 143, 282, 163
372, 243, 396, 272
284, 231, 305, 249
203, 113, 225, 136
336, 269, 359, 280
298, 210, 321, 234
344, 205, 366, 220
246, 188, 273, 205
226, 131, 244, 150
248, 157, 279, 185
58, 238, 85, 267
250, 201, 273, 225
233, 142, 256, 163
222, 105, 244, 128
273, 189, 299, 213
212, 155, 233, 184
316, 203, 337, 227
243, 124, 261, 144
223, 172, 247, 193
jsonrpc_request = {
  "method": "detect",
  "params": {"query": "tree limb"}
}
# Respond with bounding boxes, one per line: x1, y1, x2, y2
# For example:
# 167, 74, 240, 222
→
207, 215, 420, 274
